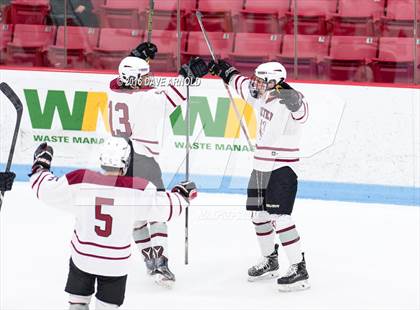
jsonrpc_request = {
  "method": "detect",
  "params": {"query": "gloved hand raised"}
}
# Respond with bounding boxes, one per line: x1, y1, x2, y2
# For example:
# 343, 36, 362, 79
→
179, 57, 208, 83
130, 42, 158, 62
0, 172, 16, 192
171, 181, 197, 202
208, 59, 239, 84
30, 143, 54, 176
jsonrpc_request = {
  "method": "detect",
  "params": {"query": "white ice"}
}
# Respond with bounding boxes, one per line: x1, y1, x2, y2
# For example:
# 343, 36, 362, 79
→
1, 182, 419, 310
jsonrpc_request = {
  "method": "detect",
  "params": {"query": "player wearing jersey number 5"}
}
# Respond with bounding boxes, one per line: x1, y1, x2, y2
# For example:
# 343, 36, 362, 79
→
29, 139, 197, 309
108, 42, 207, 287
209, 59, 310, 292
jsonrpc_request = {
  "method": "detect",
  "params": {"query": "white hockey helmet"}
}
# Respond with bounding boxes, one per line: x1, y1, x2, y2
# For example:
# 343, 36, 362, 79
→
99, 137, 131, 175
249, 62, 287, 98
118, 56, 150, 88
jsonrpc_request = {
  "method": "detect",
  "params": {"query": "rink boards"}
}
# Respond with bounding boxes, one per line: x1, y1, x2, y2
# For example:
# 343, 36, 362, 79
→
0, 68, 419, 205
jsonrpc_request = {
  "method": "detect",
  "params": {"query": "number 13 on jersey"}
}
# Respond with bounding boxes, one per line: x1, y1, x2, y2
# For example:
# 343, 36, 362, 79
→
109, 101, 132, 137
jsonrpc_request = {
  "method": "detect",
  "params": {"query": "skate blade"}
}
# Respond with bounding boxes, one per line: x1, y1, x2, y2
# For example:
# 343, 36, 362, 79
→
248, 271, 279, 282
154, 273, 175, 289
278, 279, 310, 292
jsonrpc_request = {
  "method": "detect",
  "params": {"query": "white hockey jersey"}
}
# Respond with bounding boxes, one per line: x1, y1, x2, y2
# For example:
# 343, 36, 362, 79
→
30, 169, 187, 277
229, 75, 309, 172
108, 78, 186, 160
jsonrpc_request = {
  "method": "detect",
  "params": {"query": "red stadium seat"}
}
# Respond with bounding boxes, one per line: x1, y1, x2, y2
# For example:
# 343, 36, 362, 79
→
370, 37, 417, 83
1, 3, 12, 24
149, 30, 187, 72
91, 0, 106, 12
238, 0, 289, 33
0, 24, 13, 64
277, 34, 330, 79
182, 31, 234, 63
380, 0, 420, 37
10, 0, 49, 25
91, 28, 144, 69
139, 0, 196, 31
6, 24, 56, 66
100, 0, 146, 29
188, 0, 244, 32
323, 36, 378, 81
331, 0, 385, 36
229, 33, 281, 75
286, 0, 337, 35
48, 26, 100, 68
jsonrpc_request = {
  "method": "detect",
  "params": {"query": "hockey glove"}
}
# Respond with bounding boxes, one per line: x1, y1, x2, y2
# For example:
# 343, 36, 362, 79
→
179, 57, 208, 84
171, 181, 197, 202
277, 82, 302, 112
0, 172, 16, 192
30, 143, 54, 176
208, 59, 239, 84
130, 42, 158, 62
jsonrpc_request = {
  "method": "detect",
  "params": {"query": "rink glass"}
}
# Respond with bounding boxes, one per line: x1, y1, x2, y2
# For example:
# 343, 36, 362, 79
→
0, 0, 418, 84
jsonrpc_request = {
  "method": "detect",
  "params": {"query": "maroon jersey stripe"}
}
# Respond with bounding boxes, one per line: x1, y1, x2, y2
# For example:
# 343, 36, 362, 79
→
256, 230, 274, 236
150, 233, 168, 238
31, 171, 46, 189
256, 145, 299, 152
71, 241, 131, 260
254, 156, 299, 163
36, 174, 50, 198
135, 237, 151, 244
74, 230, 130, 250
164, 92, 177, 108
292, 100, 308, 121
166, 192, 173, 222
252, 220, 272, 226
132, 138, 159, 145
66, 169, 149, 190
282, 236, 301, 246
170, 84, 186, 101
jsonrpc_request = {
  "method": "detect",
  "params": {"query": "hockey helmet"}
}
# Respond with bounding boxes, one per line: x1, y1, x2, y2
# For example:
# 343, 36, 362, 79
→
99, 137, 131, 175
249, 62, 287, 98
118, 56, 150, 88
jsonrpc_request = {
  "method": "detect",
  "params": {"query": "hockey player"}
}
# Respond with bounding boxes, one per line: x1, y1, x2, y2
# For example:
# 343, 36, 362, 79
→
208, 59, 310, 291
29, 139, 197, 309
0, 171, 16, 192
108, 42, 208, 286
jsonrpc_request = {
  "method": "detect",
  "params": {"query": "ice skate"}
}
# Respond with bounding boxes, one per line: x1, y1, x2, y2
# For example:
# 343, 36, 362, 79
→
154, 255, 176, 288
141, 247, 156, 276
248, 244, 279, 282
277, 253, 310, 292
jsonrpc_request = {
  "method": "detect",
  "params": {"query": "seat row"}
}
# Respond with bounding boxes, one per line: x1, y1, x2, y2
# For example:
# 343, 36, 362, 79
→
1, 25, 419, 83
1, 0, 420, 36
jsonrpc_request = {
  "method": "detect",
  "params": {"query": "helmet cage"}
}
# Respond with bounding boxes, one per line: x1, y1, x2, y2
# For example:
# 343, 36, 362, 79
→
249, 75, 278, 98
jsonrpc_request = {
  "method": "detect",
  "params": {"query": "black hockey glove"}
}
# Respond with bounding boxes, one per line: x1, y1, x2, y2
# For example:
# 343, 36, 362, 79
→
179, 57, 208, 84
171, 181, 197, 202
0, 172, 16, 192
130, 42, 158, 61
208, 59, 239, 84
30, 143, 54, 176
276, 82, 303, 112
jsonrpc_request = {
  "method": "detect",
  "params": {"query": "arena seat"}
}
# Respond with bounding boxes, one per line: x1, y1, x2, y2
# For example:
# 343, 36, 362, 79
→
238, 0, 289, 33
229, 33, 281, 75
6, 24, 56, 66
277, 34, 330, 79
48, 26, 100, 68
322, 36, 378, 81
149, 30, 187, 72
100, 0, 147, 29
188, 0, 244, 32
10, 0, 49, 25
370, 37, 417, 83
331, 0, 385, 36
286, 0, 337, 35
380, 0, 420, 37
91, 28, 143, 69
182, 31, 234, 63
0, 24, 13, 64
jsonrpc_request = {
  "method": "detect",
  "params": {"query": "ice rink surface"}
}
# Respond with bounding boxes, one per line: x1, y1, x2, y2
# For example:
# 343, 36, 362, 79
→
1, 182, 419, 310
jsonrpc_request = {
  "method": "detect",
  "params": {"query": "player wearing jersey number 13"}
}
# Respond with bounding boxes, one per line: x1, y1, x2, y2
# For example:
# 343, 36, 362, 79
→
208, 59, 310, 292
29, 139, 197, 309
107, 41, 207, 287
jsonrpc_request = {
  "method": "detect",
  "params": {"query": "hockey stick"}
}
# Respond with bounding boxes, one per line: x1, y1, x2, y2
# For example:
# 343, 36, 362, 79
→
0, 82, 23, 212
195, 11, 253, 149
185, 83, 190, 265
147, 0, 154, 43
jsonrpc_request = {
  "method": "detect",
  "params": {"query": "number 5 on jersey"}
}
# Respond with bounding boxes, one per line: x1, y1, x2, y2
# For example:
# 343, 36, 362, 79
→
95, 197, 114, 237
109, 101, 132, 137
